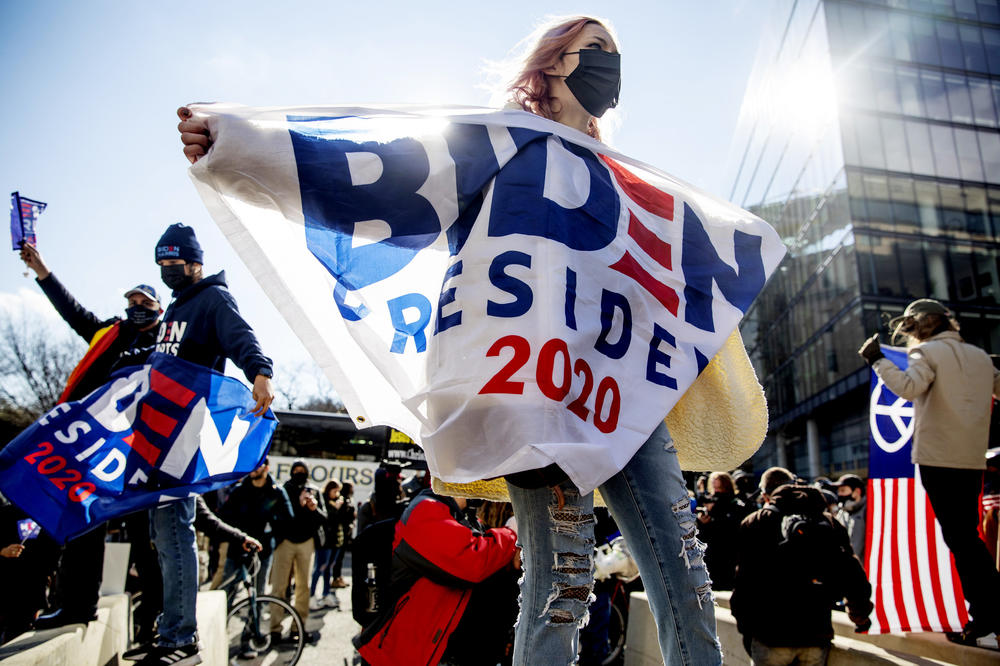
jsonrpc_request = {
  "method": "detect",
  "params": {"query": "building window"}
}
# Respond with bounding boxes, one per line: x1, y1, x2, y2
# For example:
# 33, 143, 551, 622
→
890, 11, 914, 62
936, 20, 965, 70
858, 115, 888, 170
905, 119, 937, 176
969, 78, 997, 127
983, 27, 1000, 75
960, 24, 989, 73
979, 131, 1000, 183
945, 74, 975, 124
912, 16, 941, 67
955, 126, 985, 181
920, 70, 950, 121
889, 175, 920, 232
914, 178, 943, 233
897, 66, 924, 116
978, 2, 1000, 23
924, 240, 951, 299
930, 124, 961, 179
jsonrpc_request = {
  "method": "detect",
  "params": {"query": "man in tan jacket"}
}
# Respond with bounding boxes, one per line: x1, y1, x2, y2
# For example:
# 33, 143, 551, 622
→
859, 298, 1000, 646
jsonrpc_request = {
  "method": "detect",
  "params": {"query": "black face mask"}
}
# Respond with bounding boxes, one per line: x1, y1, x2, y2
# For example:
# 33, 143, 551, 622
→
291, 472, 308, 485
161, 264, 193, 291
561, 49, 621, 118
126, 305, 159, 327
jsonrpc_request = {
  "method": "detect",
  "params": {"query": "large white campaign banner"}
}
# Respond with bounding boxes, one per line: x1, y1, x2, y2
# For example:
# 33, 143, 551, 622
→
188, 104, 785, 493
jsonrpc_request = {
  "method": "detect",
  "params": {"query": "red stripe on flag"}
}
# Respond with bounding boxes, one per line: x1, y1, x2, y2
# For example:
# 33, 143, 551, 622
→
151, 368, 196, 408
608, 252, 679, 315
599, 155, 674, 220
122, 431, 161, 466
872, 480, 891, 632
924, 491, 951, 628
140, 403, 178, 439
864, 480, 875, 565
626, 211, 672, 270
889, 480, 911, 630
906, 480, 932, 630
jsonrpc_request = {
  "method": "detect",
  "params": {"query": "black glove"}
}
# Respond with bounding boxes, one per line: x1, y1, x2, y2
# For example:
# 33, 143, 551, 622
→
850, 614, 872, 633
858, 333, 884, 365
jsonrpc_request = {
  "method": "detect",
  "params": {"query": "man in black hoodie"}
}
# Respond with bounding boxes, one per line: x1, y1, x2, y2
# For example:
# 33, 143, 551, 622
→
731, 467, 872, 665
19, 243, 163, 629
218, 459, 294, 599
124, 223, 274, 666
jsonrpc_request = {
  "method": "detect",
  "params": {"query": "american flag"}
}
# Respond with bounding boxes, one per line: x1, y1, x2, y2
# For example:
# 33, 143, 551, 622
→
866, 345, 969, 633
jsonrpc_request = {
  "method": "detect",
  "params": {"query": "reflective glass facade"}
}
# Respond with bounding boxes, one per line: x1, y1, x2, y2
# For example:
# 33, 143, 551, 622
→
730, 0, 1000, 477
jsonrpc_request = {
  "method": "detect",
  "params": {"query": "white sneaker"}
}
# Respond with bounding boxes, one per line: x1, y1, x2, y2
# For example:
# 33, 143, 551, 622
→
323, 593, 339, 609
309, 596, 324, 611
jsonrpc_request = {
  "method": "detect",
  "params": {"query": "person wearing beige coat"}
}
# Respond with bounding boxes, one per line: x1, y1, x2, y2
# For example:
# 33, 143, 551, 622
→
859, 298, 1000, 647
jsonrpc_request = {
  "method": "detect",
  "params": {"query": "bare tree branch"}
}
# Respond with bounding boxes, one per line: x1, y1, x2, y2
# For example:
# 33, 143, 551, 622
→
270, 361, 346, 413
0, 307, 85, 424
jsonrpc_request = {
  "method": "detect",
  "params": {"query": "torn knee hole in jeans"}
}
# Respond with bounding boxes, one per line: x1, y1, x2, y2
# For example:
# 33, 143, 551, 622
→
549, 499, 593, 536
553, 551, 591, 575
671, 494, 708, 572
541, 583, 594, 625
695, 583, 713, 607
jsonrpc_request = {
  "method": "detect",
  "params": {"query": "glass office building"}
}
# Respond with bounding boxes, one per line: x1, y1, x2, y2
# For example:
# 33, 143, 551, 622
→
729, 0, 1000, 478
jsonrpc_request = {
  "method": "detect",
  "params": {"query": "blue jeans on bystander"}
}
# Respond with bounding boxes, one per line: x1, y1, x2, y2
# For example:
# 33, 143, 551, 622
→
149, 497, 199, 648
310, 546, 336, 597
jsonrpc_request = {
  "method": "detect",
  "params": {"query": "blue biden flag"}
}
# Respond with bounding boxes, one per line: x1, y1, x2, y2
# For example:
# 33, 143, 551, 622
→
0, 353, 276, 543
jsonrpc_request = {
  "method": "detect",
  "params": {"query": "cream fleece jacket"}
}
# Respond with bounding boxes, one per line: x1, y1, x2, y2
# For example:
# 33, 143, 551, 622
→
874, 331, 1000, 470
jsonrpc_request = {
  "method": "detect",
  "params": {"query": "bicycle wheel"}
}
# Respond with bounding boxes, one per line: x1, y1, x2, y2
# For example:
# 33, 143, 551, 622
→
602, 597, 627, 665
226, 594, 306, 666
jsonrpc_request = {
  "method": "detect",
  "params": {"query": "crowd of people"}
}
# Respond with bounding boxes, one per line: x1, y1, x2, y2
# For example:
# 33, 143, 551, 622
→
3, 12, 1000, 666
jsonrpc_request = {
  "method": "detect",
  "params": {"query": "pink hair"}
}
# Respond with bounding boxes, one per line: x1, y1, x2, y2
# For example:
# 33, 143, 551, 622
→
507, 16, 615, 141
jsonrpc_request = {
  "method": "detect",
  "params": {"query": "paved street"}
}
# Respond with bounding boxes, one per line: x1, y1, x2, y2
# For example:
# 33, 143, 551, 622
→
297, 553, 359, 666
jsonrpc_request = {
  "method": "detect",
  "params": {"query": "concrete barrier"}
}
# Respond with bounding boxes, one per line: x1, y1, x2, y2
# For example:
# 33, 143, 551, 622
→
0, 594, 129, 666
197, 590, 227, 666
0, 590, 227, 666
0, 627, 84, 666
625, 591, 1000, 665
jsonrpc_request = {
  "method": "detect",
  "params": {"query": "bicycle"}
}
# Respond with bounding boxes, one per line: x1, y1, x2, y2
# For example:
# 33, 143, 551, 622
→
221, 549, 306, 665
590, 535, 644, 665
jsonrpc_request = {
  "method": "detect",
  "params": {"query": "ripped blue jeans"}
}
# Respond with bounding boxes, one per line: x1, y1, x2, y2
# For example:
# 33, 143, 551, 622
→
506, 422, 721, 665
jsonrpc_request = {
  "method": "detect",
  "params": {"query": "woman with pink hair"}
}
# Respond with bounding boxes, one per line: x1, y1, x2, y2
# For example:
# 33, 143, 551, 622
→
496, 17, 720, 665
177, 15, 721, 664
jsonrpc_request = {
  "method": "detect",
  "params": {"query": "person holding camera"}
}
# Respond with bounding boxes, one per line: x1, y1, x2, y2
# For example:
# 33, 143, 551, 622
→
270, 460, 327, 640
731, 467, 872, 665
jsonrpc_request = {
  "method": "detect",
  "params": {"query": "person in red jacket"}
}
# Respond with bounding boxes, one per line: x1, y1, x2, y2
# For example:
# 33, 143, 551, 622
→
354, 488, 518, 666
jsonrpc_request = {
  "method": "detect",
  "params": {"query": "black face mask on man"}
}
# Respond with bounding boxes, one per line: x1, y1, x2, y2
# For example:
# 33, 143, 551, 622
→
560, 49, 621, 118
291, 471, 309, 486
126, 305, 159, 327
161, 264, 193, 291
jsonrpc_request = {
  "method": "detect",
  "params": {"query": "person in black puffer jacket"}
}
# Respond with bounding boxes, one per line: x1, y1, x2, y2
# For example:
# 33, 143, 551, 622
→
731, 467, 872, 665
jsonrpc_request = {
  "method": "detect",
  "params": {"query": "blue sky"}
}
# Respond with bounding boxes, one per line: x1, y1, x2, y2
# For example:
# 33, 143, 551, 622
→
1, 1, 768, 397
